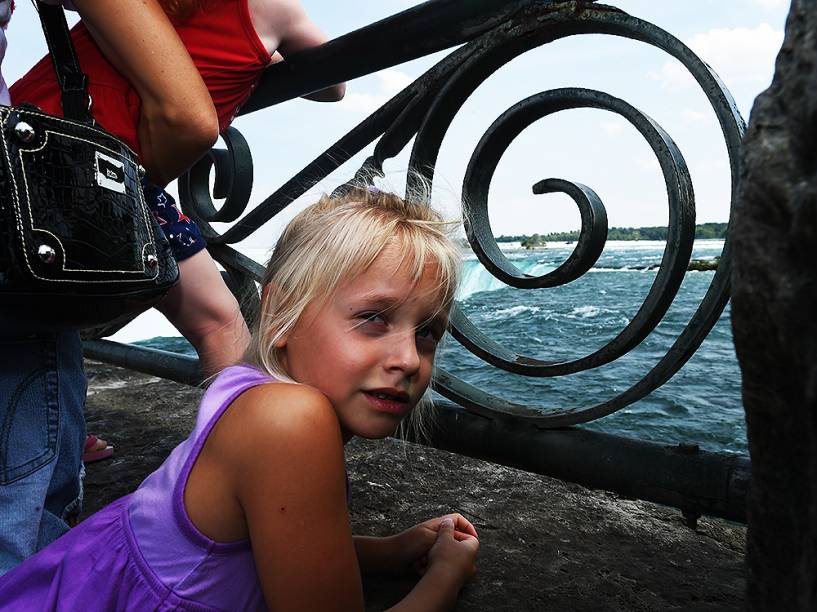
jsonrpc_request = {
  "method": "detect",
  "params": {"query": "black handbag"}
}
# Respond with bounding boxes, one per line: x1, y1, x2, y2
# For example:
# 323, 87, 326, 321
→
0, 1, 179, 332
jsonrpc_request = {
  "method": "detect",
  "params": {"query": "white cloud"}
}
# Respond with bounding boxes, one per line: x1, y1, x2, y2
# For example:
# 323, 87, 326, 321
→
753, 0, 789, 9
378, 69, 415, 93
681, 109, 710, 124
601, 120, 626, 136
648, 62, 693, 93
650, 23, 784, 92
338, 69, 414, 114
636, 156, 661, 173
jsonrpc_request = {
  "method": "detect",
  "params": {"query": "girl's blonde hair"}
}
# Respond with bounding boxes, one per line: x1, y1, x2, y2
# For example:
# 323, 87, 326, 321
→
244, 187, 461, 435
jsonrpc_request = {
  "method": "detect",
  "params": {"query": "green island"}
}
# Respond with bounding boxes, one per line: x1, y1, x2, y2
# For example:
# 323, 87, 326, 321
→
520, 233, 547, 249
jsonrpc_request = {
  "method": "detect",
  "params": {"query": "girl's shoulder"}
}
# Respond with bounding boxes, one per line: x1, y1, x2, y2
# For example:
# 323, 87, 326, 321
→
214, 381, 344, 471
185, 380, 345, 544
210, 383, 359, 608
232, 381, 338, 431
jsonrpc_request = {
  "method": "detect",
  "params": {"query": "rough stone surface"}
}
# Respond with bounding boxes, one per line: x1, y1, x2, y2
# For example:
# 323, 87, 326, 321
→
83, 361, 746, 610
731, 0, 817, 608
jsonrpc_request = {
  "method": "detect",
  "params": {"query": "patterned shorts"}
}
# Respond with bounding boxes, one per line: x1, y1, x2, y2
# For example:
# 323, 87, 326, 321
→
141, 180, 207, 262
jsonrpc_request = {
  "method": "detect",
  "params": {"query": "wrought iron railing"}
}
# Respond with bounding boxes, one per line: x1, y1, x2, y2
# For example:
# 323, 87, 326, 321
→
84, 0, 748, 522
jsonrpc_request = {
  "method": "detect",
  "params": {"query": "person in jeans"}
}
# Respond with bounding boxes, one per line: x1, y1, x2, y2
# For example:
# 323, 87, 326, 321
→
0, 0, 218, 576
0, 333, 86, 574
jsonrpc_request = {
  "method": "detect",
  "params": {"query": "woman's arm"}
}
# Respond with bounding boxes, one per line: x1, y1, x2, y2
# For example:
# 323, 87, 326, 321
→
278, 11, 345, 102
250, 0, 345, 101
70, 0, 218, 185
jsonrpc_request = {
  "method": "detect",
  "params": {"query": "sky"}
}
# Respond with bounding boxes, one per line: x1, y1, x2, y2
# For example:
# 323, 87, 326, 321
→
5, 1, 790, 245
6, 1, 792, 245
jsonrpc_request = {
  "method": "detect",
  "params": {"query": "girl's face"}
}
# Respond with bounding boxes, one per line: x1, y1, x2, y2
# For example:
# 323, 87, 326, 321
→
279, 243, 448, 441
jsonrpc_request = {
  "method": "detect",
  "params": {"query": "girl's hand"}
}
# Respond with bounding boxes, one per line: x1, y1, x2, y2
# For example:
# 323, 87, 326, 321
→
425, 517, 480, 590
394, 513, 478, 576
383, 517, 479, 611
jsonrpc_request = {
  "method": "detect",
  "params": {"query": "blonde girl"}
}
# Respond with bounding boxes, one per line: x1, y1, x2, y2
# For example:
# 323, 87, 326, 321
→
0, 188, 479, 611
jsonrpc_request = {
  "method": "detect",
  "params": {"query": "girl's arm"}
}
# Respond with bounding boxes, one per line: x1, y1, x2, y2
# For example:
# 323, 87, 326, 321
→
223, 383, 478, 611
230, 384, 365, 610
355, 517, 479, 612
354, 535, 400, 574
70, 0, 218, 185
387, 518, 479, 612
355, 514, 479, 576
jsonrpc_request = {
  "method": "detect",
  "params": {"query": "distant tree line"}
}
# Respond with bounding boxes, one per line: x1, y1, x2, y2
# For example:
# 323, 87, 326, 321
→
496, 222, 727, 242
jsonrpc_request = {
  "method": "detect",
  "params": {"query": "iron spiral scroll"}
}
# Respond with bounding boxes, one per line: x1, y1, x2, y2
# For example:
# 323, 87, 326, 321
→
168, 2, 745, 427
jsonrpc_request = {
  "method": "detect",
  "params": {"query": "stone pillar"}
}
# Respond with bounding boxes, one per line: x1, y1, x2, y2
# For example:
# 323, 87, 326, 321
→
732, 0, 817, 608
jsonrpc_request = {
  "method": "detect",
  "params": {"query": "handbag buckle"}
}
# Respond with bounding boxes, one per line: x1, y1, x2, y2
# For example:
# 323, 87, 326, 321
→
37, 245, 57, 264
14, 121, 36, 144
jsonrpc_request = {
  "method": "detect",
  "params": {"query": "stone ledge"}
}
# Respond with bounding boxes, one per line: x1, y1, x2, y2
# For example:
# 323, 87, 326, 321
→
82, 361, 745, 611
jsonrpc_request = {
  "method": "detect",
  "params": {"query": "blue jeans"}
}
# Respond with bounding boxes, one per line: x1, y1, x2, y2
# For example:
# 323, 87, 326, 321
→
0, 331, 86, 576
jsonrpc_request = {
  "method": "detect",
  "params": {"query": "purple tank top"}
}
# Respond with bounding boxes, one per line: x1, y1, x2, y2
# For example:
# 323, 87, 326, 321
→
127, 364, 274, 610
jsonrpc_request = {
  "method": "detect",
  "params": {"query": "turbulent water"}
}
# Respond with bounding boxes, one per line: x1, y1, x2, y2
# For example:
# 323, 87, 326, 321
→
136, 240, 746, 455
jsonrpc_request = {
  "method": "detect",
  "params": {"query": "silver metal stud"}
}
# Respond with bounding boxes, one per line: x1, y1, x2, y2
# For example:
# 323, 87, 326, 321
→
14, 121, 36, 144
137, 165, 146, 178
145, 254, 158, 268
37, 244, 56, 264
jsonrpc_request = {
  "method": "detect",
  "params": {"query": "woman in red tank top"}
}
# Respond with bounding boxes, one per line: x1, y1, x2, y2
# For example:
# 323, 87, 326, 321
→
11, 0, 344, 377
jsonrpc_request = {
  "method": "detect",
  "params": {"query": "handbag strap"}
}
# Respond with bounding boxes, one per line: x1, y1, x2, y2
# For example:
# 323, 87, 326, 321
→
35, 1, 93, 124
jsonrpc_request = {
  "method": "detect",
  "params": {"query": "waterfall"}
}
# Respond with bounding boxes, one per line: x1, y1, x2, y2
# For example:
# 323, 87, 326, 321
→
458, 257, 555, 299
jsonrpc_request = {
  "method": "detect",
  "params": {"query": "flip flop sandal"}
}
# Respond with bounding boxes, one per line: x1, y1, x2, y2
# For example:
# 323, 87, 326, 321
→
82, 434, 114, 463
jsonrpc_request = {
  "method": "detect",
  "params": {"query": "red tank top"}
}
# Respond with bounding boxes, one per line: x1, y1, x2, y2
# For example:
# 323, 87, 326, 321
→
9, 0, 271, 156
